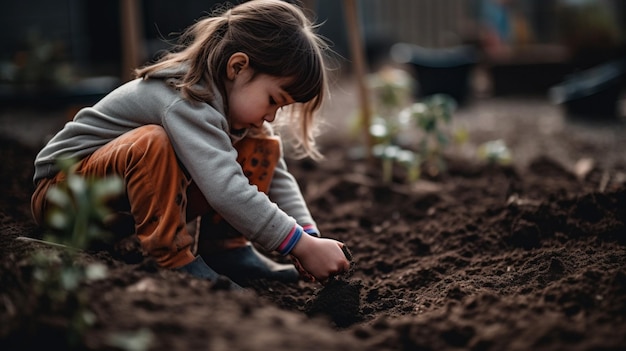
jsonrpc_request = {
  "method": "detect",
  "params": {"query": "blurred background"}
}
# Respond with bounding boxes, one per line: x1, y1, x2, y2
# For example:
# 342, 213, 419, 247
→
0, 0, 625, 142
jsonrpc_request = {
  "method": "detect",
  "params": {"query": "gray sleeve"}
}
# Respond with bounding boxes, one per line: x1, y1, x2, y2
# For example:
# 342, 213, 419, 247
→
269, 157, 318, 230
162, 100, 296, 252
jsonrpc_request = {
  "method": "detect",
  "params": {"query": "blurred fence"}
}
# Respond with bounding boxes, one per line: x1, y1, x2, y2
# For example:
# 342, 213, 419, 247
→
358, 0, 468, 48
1, 0, 624, 95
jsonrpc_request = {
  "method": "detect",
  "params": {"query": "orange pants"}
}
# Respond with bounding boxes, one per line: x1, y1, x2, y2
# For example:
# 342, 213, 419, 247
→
31, 125, 280, 269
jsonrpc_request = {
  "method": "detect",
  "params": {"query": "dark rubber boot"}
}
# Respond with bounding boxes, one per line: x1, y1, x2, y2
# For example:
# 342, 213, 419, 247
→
203, 243, 299, 287
176, 256, 243, 290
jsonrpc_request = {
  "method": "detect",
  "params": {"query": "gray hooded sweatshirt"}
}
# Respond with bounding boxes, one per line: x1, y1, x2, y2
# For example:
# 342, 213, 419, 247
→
33, 66, 316, 253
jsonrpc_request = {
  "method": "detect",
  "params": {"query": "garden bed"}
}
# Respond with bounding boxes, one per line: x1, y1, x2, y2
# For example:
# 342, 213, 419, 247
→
1, 93, 625, 350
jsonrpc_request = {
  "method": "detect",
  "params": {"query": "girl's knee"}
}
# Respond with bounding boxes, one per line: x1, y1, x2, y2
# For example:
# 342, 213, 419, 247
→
89, 125, 179, 179
129, 125, 175, 156
133, 125, 169, 145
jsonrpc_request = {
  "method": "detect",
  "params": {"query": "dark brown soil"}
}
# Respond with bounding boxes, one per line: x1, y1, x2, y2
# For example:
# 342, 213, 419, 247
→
1, 94, 626, 351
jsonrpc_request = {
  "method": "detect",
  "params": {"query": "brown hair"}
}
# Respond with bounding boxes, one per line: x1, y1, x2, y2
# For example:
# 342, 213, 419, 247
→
135, 0, 331, 159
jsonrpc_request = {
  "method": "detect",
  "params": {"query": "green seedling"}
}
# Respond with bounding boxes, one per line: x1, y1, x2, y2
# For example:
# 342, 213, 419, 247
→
477, 139, 513, 165
365, 68, 417, 183
26, 157, 124, 348
367, 66, 413, 118
372, 143, 398, 184
372, 144, 422, 184
403, 94, 457, 177
395, 148, 421, 183
349, 67, 412, 150
106, 328, 154, 351
353, 67, 460, 183
44, 157, 124, 248
369, 94, 457, 182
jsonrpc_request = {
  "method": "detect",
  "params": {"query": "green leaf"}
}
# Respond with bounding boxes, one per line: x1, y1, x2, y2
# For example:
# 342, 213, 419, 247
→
85, 263, 108, 281
46, 186, 72, 208
436, 130, 449, 146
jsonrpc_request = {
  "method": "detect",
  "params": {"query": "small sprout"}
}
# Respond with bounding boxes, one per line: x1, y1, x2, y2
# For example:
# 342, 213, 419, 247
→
367, 67, 414, 113
60, 267, 83, 290
397, 107, 412, 126
25, 157, 124, 348
402, 94, 457, 178
44, 157, 124, 249
395, 149, 416, 164
372, 144, 386, 158
107, 328, 154, 351
373, 144, 400, 184
381, 144, 400, 159
359, 67, 461, 183
369, 117, 390, 140
85, 263, 108, 281
395, 149, 421, 182
452, 126, 470, 145
478, 139, 512, 165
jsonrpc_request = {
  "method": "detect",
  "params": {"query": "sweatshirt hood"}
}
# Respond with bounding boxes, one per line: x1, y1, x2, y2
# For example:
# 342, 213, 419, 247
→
146, 64, 226, 118
145, 63, 248, 141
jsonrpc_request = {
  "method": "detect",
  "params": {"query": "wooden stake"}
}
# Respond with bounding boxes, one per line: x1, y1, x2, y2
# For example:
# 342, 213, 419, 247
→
120, 0, 145, 82
343, 0, 373, 160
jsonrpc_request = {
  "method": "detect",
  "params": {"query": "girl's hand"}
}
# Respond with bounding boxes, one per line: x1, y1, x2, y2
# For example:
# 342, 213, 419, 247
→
290, 233, 351, 283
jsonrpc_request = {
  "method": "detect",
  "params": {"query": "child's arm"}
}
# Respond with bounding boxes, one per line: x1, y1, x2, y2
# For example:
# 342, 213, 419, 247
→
264, 133, 350, 281
269, 157, 320, 235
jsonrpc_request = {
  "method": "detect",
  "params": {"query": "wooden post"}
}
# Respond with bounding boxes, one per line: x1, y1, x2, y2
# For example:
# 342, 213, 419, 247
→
343, 0, 373, 160
299, 0, 317, 17
120, 0, 144, 83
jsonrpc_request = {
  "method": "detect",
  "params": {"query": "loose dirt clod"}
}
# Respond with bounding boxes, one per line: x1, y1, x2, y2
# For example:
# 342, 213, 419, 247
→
305, 278, 362, 328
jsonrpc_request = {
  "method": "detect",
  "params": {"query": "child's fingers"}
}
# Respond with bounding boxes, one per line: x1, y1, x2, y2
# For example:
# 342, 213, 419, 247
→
341, 244, 353, 261
290, 242, 353, 284
290, 255, 316, 283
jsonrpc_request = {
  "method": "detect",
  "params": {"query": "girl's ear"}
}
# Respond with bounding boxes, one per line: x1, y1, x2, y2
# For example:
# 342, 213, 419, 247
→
226, 52, 250, 80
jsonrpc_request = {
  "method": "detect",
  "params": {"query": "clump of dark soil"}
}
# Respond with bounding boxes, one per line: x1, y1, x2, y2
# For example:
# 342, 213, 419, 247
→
306, 277, 363, 328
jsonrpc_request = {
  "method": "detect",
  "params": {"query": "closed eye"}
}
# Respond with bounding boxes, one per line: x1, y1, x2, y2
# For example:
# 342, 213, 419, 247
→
269, 96, 277, 105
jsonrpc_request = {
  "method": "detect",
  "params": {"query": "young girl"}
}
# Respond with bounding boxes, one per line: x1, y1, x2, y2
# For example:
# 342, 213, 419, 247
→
31, 0, 351, 288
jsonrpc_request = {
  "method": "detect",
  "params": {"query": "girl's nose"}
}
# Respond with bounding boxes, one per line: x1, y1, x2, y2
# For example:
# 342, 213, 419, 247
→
264, 109, 277, 122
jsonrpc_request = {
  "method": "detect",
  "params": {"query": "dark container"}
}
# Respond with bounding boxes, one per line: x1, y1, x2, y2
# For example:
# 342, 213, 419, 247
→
391, 43, 478, 105
549, 59, 625, 119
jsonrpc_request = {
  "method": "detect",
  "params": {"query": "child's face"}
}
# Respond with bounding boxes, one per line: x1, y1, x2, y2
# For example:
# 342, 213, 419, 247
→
226, 69, 295, 132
